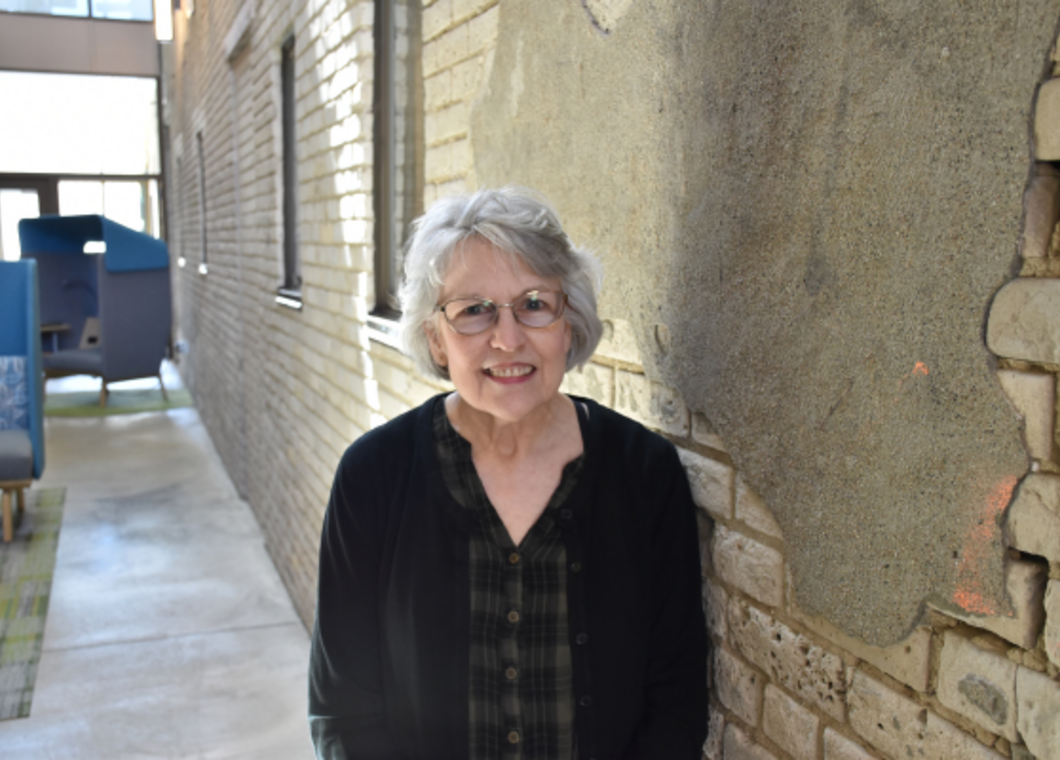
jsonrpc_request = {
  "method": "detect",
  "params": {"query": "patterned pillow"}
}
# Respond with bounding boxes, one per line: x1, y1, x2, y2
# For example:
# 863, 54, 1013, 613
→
0, 356, 28, 431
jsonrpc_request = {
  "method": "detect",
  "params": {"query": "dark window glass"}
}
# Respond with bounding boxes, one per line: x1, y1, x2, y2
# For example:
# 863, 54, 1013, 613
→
280, 34, 301, 298
372, 0, 422, 318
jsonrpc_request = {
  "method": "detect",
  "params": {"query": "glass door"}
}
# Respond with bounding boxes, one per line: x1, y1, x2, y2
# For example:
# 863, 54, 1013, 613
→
0, 177, 56, 261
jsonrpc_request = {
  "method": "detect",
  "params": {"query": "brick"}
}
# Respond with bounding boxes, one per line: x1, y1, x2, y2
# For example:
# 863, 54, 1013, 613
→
823, 728, 877, 760
691, 412, 728, 452
728, 599, 846, 720
1034, 78, 1060, 160
453, 0, 496, 22
986, 278, 1060, 364
704, 709, 725, 759
1011, 745, 1035, 760
450, 54, 485, 101
677, 448, 733, 520
614, 372, 689, 437
792, 604, 933, 693
424, 100, 470, 145
559, 361, 613, 405
1020, 167, 1060, 259
713, 526, 784, 608
424, 70, 451, 110
1046, 581, 1060, 668
1005, 474, 1060, 564
735, 475, 783, 540
714, 647, 764, 726
467, 3, 499, 52
937, 559, 1047, 650
703, 576, 729, 643
937, 631, 1018, 741
762, 684, 818, 760
848, 671, 1005, 760
996, 370, 1055, 462
1017, 666, 1060, 759
723, 723, 780, 760
923, 712, 1007, 760
595, 318, 643, 365
422, 0, 451, 41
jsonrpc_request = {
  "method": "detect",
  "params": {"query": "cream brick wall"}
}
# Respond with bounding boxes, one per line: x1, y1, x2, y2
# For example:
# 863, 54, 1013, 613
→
164, 3, 1060, 758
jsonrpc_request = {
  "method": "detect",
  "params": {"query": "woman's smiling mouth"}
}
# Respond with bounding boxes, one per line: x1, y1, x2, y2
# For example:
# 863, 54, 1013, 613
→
485, 365, 535, 378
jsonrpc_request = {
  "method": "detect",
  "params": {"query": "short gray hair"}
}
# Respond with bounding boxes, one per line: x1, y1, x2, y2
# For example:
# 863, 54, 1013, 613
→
398, 187, 604, 380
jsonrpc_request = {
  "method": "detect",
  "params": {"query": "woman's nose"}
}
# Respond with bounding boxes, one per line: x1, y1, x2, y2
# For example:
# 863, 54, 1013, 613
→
489, 307, 526, 351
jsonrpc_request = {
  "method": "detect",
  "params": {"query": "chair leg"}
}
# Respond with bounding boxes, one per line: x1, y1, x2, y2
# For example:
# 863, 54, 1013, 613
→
99, 381, 109, 408
158, 373, 169, 402
2, 490, 11, 543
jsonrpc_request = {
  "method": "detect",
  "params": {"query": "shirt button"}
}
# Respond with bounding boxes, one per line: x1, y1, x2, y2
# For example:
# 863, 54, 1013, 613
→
505, 666, 518, 681
509, 552, 520, 564
579, 695, 593, 707
570, 561, 582, 573
508, 610, 521, 624
508, 730, 521, 744
575, 632, 588, 645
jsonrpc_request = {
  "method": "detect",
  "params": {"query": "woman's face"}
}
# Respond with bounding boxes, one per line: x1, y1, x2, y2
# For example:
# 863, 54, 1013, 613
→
427, 237, 572, 425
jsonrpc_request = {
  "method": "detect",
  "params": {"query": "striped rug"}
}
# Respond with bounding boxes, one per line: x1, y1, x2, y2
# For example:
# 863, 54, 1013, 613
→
0, 487, 65, 720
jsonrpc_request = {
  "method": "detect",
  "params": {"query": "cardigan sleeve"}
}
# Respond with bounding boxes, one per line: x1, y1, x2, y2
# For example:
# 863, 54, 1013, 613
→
621, 443, 709, 759
308, 441, 411, 760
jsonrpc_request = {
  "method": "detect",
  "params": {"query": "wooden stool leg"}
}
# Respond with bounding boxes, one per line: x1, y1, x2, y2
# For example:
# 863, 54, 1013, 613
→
2, 490, 12, 543
99, 381, 109, 408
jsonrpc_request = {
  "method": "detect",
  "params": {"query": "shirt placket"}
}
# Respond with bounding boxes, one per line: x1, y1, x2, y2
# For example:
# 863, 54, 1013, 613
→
499, 538, 524, 758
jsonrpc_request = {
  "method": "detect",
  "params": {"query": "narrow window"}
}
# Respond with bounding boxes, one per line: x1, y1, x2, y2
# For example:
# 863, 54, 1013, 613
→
196, 131, 208, 274
277, 34, 302, 309
371, 0, 422, 327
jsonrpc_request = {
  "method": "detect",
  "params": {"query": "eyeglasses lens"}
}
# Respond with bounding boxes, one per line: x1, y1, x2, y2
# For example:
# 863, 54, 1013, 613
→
443, 291, 565, 334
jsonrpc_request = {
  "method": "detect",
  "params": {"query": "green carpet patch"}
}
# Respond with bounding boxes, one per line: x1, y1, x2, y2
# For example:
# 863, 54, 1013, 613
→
46, 387, 193, 417
0, 487, 65, 720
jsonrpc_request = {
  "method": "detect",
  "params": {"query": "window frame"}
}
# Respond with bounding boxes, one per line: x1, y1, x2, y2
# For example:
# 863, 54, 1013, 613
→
276, 32, 302, 310
370, 0, 423, 334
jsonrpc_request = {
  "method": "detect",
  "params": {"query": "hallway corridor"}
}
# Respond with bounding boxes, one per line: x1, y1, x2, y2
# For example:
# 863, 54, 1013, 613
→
0, 380, 314, 758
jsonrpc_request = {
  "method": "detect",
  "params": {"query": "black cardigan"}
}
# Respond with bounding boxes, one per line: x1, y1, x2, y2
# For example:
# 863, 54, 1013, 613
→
309, 395, 708, 759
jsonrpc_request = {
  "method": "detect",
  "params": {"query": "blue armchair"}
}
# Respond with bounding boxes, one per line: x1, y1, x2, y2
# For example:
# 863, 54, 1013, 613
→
19, 215, 172, 407
0, 259, 45, 542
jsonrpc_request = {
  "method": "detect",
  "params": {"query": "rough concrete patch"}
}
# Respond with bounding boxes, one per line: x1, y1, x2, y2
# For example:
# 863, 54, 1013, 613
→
470, 0, 1043, 646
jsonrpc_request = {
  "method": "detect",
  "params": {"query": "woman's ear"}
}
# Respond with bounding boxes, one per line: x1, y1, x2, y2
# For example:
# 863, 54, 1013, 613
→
425, 321, 447, 369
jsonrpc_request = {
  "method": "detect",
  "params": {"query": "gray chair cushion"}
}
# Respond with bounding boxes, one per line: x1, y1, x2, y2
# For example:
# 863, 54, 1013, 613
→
43, 347, 104, 375
0, 429, 33, 481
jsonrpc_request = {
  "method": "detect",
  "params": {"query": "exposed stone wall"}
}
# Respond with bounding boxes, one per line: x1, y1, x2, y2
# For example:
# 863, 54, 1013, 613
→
162, 1, 1060, 758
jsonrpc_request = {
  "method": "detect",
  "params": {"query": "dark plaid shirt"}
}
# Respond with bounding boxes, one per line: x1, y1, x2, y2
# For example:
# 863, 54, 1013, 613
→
433, 398, 582, 760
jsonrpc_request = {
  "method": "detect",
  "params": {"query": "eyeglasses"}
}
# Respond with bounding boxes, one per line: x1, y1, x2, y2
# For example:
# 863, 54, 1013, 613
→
436, 289, 568, 335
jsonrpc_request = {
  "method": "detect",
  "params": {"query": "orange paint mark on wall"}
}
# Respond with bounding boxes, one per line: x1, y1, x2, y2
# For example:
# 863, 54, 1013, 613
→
951, 476, 1018, 615
912, 362, 929, 376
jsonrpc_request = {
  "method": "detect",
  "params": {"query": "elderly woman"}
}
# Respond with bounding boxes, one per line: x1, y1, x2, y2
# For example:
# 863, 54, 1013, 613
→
309, 187, 707, 759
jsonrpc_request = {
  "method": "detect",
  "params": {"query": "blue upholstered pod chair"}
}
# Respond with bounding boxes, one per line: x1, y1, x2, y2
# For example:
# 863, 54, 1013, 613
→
0, 259, 45, 542
18, 215, 172, 407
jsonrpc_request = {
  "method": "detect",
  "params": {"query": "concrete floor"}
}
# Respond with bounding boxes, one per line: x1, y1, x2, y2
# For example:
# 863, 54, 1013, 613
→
0, 368, 315, 759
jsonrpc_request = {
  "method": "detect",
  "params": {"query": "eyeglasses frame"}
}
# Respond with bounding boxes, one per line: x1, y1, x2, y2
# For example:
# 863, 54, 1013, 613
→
435, 289, 569, 336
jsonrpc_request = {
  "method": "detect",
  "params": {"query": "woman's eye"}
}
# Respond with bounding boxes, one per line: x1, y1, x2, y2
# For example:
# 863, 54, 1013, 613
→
522, 295, 545, 311
462, 301, 491, 316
